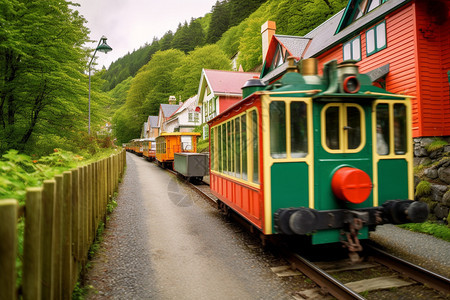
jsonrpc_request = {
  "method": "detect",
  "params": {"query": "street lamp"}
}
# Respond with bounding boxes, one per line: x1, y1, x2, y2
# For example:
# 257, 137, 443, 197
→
88, 35, 112, 135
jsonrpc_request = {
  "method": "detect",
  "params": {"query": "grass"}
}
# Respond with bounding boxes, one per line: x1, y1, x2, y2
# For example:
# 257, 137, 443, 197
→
399, 221, 450, 242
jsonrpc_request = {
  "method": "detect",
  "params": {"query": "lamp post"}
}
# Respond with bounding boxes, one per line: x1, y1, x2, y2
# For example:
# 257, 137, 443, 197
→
88, 35, 112, 135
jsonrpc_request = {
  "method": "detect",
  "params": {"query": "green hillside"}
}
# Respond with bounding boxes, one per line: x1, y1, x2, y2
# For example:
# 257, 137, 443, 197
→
106, 0, 347, 143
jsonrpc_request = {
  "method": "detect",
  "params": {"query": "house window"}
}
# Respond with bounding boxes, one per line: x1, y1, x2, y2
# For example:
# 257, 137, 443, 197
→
188, 112, 199, 122
343, 36, 361, 61
366, 21, 386, 56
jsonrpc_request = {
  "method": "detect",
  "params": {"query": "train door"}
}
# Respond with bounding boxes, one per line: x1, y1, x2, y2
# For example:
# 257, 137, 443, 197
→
313, 101, 372, 243
263, 97, 314, 235
372, 100, 413, 206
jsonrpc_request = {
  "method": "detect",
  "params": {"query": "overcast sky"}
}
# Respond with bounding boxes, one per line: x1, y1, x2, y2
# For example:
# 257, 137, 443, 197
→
73, 0, 218, 69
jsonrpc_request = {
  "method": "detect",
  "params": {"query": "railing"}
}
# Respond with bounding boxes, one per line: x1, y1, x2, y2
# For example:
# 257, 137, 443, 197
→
0, 149, 126, 300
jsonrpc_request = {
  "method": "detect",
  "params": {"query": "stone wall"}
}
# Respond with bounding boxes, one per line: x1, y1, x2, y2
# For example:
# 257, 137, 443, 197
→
413, 137, 450, 224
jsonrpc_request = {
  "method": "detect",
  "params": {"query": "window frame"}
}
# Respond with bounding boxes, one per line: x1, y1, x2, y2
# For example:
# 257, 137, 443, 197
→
343, 36, 362, 61
210, 108, 259, 186
321, 103, 366, 153
268, 99, 309, 160
366, 21, 387, 57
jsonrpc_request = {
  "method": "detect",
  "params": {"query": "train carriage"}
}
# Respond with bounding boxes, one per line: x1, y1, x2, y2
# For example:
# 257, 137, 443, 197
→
208, 58, 428, 255
156, 132, 201, 168
142, 138, 156, 161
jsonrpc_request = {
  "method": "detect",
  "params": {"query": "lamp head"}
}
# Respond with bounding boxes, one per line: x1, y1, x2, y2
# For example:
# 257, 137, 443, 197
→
96, 36, 112, 54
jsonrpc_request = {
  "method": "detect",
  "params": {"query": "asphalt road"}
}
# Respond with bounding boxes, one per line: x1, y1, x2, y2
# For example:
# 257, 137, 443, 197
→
85, 153, 304, 299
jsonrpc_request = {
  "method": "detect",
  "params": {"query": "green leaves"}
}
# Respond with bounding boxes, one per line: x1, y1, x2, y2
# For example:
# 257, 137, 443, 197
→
0, 0, 90, 155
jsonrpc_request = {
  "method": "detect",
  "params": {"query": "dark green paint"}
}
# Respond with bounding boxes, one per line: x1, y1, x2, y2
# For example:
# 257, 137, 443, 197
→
377, 159, 409, 204
271, 162, 309, 233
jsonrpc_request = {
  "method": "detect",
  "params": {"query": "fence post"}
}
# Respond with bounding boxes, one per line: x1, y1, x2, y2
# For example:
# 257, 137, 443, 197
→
71, 168, 80, 287
23, 188, 43, 300
62, 171, 73, 299
53, 175, 63, 298
41, 180, 56, 300
0, 199, 18, 300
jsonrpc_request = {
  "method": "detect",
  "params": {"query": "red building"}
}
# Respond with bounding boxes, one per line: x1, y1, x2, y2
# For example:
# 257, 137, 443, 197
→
260, 0, 450, 138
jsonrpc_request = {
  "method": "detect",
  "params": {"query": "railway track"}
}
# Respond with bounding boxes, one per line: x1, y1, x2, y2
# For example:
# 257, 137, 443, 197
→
163, 164, 450, 299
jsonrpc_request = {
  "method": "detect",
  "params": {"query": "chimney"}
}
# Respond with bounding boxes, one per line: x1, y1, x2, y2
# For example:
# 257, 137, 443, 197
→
168, 95, 176, 105
261, 20, 276, 63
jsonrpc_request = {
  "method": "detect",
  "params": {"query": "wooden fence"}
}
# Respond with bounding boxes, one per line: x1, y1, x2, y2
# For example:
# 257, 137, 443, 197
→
0, 150, 126, 300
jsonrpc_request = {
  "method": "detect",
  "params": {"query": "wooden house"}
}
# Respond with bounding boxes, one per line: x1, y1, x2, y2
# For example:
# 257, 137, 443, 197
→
197, 69, 259, 137
260, 0, 450, 138
163, 95, 200, 133
157, 96, 180, 135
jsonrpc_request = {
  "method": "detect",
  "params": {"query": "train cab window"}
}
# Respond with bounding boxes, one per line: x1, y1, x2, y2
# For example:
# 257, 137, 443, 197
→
325, 106, 340, 150
290, 102, 308, 158
270, 100, 308, 159
270, 101, 287, 158
376, 104, 390, 155
347, 106, 362, 149
375, 102, 408, 156
323, 104, 364, 152
181, 136, 193, 151
394, 104, 407, 155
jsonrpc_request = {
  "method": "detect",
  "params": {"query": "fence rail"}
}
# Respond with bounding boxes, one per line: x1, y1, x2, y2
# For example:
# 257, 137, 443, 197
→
0, 149, 126, 300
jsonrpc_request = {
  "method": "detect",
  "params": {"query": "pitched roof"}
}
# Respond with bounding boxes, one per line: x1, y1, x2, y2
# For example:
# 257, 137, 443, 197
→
303, 0, 410, 58
203, 69, 260, 95
148, 116, 159, 128
274, 35, 311, 58
168, 95, 198, 118
160, 104, 180, 118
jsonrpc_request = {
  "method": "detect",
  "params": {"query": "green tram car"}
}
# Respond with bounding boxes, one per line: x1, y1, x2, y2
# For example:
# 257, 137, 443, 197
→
208, 59, 428, 254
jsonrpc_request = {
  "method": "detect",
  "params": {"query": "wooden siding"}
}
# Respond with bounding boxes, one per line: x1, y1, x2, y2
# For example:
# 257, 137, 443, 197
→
218, 95, 242, 114
317, 3, 428, 136
415, 0, 450, 136
210, 173, 263, 229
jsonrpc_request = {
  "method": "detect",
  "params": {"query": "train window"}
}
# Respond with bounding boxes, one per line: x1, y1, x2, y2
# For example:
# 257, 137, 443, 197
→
376, 104, 390, 155
290, 102, 308, 158
394, 104, 407, 155
221, 125, 225, 172
211, 128, 215, 171
346, 106, 362, 149
251, 110, 259, 184
325, 106, 340, 149
242, 115, 248, 180
235, 118, 241, 178
270, 101, 287, 158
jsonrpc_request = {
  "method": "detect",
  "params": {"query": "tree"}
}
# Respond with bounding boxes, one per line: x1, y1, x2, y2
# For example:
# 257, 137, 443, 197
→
173, 44, 231, 98
0, 0, 90, 154
206, 1, 231, 44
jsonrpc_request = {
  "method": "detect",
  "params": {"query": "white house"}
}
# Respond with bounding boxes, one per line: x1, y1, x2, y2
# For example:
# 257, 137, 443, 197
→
163, 95, 200, 133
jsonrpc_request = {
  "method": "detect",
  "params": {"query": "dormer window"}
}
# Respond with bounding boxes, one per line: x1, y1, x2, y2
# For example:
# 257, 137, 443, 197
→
270, 45, 287, 71
336, 0, 389, 33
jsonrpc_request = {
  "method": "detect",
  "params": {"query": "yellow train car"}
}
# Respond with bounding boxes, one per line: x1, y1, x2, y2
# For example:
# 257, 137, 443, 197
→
156, 132, 201, 168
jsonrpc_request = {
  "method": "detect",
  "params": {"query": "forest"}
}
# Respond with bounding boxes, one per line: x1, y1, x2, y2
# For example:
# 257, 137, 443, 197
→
0, 0, 347, 156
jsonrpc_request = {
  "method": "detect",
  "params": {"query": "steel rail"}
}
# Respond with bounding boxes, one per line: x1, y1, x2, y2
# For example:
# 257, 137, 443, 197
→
367, 244, 450, 295
281, 250, 366, 300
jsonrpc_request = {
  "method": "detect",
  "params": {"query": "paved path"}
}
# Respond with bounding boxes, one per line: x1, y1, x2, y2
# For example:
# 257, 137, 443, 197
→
85, 153, 302, 299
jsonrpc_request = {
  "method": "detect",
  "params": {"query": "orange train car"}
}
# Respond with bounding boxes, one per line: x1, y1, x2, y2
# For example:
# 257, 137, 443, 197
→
142, 138, 156, 161
156, 132, 201, 168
